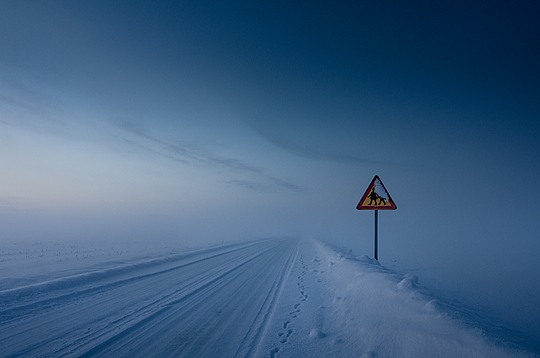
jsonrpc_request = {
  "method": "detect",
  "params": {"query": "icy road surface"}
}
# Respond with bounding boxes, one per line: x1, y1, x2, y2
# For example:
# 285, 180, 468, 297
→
0, 238, 534, 357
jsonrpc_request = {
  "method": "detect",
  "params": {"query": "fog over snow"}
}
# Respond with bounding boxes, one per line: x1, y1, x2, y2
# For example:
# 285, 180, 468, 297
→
1, 1, 540, 356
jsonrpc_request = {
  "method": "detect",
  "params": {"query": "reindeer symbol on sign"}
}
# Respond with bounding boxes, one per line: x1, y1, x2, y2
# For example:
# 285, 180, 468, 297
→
368, 189, 387, 206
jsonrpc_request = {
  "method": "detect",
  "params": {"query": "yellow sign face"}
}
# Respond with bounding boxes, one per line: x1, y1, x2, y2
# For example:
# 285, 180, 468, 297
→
357, 175, 397, 210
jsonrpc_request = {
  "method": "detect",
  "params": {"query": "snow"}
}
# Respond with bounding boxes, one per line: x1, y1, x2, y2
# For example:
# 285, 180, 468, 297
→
0, 238, 536, 357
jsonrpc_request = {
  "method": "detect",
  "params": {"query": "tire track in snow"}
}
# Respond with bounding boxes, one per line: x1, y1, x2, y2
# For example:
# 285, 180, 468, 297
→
0, 240, 267, 323
79, 239, 299, 358
0, 239, 291, 357
235, 240, 298, 358
77, 244, 278, 357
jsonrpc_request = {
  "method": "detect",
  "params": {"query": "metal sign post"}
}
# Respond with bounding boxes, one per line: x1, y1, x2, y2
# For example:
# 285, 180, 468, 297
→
374, 210, 379, 260
357, 175, 396, 261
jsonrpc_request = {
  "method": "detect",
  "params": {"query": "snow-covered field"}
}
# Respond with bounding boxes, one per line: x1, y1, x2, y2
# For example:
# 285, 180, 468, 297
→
0, 238, 536, 357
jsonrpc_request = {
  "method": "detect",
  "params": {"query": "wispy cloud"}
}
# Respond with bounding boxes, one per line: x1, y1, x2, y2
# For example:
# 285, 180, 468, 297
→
112, 118, 303, 193
0, 78, 67, 130
249, 121, 383, 166
227, 177, 303, 193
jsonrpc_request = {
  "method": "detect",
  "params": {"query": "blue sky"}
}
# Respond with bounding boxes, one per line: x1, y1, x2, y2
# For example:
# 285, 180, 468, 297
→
1, 0, 540, 343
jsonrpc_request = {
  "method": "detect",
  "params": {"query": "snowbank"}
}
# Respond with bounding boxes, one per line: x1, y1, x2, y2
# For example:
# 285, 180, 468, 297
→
289, 240, 535, 357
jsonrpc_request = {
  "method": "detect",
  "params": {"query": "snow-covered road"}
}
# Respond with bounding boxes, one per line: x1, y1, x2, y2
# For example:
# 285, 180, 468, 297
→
0, 238, 534, 357
0, 239, 298, 357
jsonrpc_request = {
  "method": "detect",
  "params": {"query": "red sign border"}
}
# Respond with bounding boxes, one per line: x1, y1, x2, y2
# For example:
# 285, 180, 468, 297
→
356, 175, 397, 210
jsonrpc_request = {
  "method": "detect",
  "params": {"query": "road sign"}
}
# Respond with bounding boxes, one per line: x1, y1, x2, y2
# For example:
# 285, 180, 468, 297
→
356, 175, 397, 210
356, 175, 397, 261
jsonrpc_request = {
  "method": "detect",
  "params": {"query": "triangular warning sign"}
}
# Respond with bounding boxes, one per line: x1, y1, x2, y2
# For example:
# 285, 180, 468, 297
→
356, 175, 397, 210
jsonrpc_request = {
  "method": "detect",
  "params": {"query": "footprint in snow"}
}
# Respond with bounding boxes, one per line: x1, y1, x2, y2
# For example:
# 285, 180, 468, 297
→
279, 329, 293, 343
